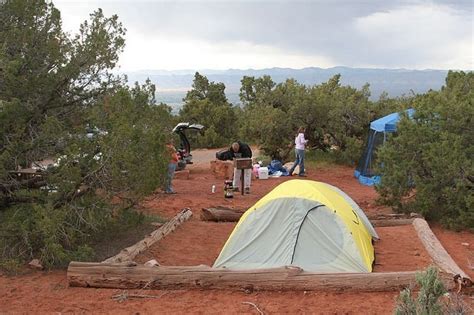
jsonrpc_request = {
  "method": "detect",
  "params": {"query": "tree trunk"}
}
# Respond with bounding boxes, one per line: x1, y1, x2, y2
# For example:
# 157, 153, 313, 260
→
102, 208, 193, 263
67, 262, 454, 292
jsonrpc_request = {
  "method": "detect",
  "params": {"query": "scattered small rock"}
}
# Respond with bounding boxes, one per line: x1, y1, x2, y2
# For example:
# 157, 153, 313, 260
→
144, 259, 160, 267
461, 242, 470, 247
243, 285, 254, 294
28, 259, 43, 270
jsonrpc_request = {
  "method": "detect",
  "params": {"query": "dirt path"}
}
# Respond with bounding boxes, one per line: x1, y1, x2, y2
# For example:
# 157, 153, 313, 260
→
1, 149, 473, 314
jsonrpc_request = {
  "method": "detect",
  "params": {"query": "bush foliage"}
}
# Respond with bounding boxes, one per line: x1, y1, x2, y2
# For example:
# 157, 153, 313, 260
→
0, 0, 172, 267
394, 266, 470, 315
178, 72, 238, 147
376, 71, 473, 230
237, 74, 404, 162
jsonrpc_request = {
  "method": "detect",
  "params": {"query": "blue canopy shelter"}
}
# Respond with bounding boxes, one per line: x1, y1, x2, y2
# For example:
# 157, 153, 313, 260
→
354, 109, 414, 186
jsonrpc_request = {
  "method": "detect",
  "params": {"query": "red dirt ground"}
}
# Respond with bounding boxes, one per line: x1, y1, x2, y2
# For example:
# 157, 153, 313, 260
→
1, 149, 473, 314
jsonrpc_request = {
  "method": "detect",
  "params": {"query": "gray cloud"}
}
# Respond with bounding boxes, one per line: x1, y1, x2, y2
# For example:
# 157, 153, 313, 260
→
55, 0, 473, 69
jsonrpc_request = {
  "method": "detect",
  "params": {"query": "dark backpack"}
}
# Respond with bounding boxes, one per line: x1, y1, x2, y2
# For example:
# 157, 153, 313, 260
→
216, 149, 234, 161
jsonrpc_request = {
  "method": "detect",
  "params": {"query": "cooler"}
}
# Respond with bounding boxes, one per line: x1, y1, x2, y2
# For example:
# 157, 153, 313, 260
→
258, 167, 269, 179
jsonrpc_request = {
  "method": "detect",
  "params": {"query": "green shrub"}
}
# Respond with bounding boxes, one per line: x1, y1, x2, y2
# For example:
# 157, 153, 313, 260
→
179, 73, 238, 148
0, 199, 156, 268
0, 0, 171, 267
199, 126, 222, 148
237, 74, 395, 164
0, 258, 24, 275
329, 136, 364, 165
377, 71, 474, 230
394, 266, 470, 315
394, 266, 446, 315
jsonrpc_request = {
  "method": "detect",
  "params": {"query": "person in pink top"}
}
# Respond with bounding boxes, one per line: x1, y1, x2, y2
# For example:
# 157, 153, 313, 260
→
288, 127, 308, 177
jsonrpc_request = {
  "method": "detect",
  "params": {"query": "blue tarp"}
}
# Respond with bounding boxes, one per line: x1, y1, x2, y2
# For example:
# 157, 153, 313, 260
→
354, 109, 414, 186
268, 160, 290, 176
370, 108, 415, 133
354, 170, 381, 186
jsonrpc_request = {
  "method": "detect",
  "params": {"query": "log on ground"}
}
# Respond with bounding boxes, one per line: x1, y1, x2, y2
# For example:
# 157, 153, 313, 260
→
102, 208, 193, 264
412, 218, 470, 279
67, 262, 454, 292
367, 213, 423, 220
201, 207, 245, 222
370, 218, 414, 227
200, 208, 415, 226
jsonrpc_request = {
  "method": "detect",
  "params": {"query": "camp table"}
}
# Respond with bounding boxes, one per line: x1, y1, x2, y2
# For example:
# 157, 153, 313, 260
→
234, 158, 252, 195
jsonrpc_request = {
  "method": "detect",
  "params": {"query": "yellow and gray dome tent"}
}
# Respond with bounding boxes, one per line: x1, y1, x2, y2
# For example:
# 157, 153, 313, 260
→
213, 180, 378, 273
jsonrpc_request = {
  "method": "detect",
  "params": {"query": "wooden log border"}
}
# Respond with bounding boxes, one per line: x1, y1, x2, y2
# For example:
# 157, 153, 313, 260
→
68, 262, 454, 292
102, 208, 193, 264
199, 207, 418, 227
67, 213, 470, 292
412, 218, 469, 279
371, 218, 414, 227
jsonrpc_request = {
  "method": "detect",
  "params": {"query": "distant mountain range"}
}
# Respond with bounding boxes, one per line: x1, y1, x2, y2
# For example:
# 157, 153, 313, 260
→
124, 67, 451, 112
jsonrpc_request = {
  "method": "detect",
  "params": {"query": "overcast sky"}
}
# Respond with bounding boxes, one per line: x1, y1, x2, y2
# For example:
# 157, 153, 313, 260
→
54, 0, 473, 71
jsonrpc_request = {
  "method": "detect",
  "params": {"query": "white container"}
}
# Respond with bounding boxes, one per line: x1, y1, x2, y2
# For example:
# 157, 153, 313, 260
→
258, 167, 269, 179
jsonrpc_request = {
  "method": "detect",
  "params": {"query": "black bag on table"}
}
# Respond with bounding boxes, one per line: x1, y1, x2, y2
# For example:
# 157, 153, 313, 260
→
216, 149, 233, 161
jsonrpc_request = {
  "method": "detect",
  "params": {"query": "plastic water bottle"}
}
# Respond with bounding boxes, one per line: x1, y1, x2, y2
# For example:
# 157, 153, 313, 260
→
211, 185, 216, 193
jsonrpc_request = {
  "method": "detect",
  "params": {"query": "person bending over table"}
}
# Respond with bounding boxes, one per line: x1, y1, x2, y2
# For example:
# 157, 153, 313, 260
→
230, 141, 252, 193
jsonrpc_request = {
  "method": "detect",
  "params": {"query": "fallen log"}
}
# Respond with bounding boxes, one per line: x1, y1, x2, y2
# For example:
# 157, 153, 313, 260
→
368, 213, 407, 220
412, 218, 470, 279
370, 218, 414, 227
200, 208, 415, 226
201, 207, 245, 222
67, 262, 454, 292
102, 208, 193, 263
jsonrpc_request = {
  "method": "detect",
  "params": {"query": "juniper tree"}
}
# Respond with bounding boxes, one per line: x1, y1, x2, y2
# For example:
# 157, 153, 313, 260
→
0, 0, 171, 267
377, 71, 474, 230
179, 72, 237, 147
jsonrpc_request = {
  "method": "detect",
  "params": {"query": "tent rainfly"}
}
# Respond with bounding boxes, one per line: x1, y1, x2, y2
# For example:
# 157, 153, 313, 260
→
213, 180, 378, 273
354, 109, 415, 186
